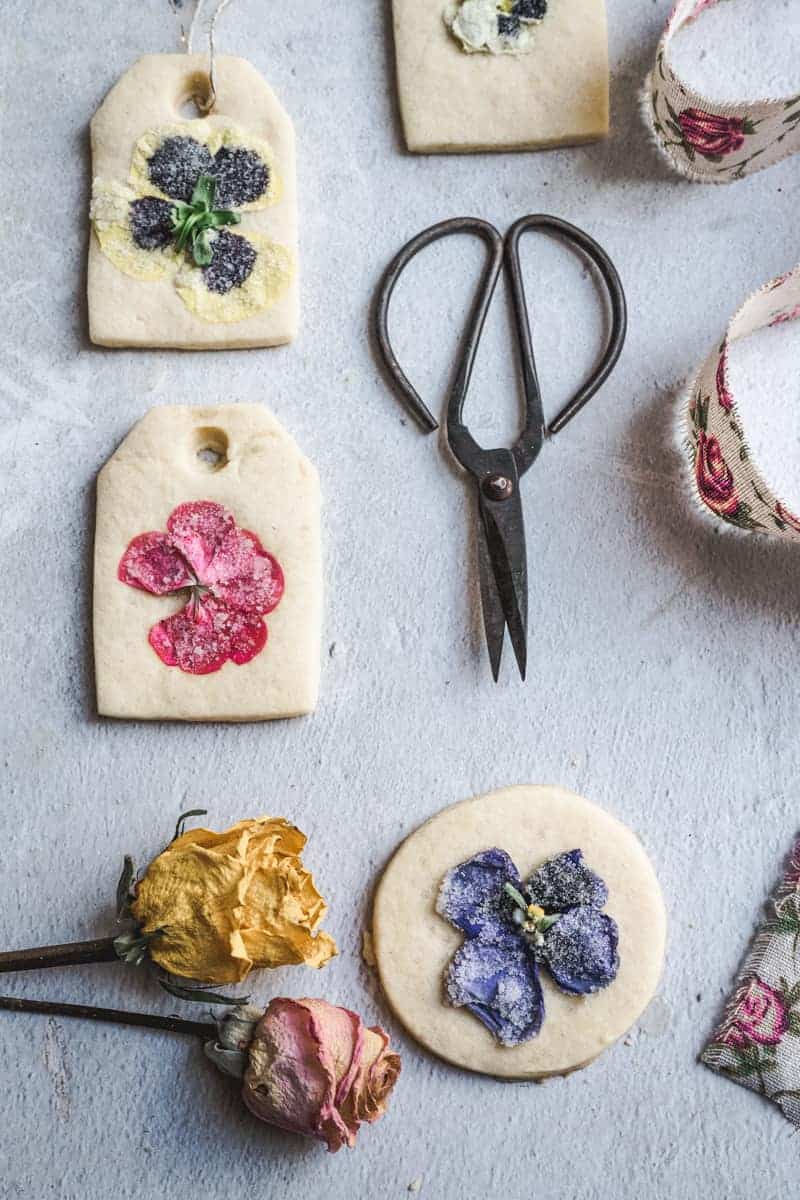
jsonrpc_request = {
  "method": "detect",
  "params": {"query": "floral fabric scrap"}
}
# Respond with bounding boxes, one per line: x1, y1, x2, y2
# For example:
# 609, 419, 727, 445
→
703, 837, 800, 1125
437, 848, 619, 1046
118, 500, 284, 675
91, 120, 292, 322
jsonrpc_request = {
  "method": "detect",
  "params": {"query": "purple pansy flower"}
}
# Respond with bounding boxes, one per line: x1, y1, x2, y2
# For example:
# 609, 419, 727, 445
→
437, 848, 619, 1047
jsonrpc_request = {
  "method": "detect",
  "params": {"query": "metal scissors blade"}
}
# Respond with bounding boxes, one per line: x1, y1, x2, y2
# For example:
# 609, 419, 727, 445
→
476, 466, 528, 681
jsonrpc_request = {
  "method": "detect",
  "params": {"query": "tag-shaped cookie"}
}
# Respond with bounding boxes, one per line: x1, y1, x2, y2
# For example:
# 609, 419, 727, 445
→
94, 405, 321, 721
88, 55, 297, 348
392, 0, 609, 153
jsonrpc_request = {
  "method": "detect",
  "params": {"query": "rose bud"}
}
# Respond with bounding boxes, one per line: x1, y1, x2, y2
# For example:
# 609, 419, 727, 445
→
131, 818, 337, 984
206, 999, 401, 1151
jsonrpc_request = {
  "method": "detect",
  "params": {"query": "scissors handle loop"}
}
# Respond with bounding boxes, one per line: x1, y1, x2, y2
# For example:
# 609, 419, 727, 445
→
374, 214, 627, 478
505, 214, 627, 474
374, 217, 504, 436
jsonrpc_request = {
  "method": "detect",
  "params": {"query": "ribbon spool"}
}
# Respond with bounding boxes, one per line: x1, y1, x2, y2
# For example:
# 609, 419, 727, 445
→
643, 0, 800, 535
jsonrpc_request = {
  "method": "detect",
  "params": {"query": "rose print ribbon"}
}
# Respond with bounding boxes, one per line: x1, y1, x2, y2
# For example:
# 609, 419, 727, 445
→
644, 0, 800, 533
643, 0, 800, 183
703, 836, 800, 1124
687, 268, 800, 536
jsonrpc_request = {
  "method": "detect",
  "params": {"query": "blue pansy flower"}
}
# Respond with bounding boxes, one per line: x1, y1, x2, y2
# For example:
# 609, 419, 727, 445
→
436, 848, 619, 1047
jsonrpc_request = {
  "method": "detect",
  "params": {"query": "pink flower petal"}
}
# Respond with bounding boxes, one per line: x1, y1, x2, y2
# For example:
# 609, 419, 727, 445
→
223, 606, 268, 665
243, 999, 336, 1142
120, 500, 284, 675
208, 528, 285, 614
118, 532, 193, 595
303, 1002, 360, 1152
148, 597, 231, 675
166, 501, 235, 578
148, 618, 179, 667
148, 596, 267, 674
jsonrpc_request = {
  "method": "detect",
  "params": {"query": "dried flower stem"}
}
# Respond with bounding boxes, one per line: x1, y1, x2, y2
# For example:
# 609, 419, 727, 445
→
0, 993, 215, 1039
0, 937, 119, 974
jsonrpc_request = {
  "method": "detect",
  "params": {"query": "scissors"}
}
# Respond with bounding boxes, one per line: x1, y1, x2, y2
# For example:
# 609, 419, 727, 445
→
374, 214, 627, 681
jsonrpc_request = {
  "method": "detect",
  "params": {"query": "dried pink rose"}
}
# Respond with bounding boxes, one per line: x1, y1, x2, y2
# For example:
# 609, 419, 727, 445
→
118, 501, 284, 675
242, 998, 401, 1152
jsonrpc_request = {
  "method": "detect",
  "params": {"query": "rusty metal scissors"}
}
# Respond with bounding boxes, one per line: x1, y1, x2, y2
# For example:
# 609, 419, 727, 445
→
374, 214, 627, 681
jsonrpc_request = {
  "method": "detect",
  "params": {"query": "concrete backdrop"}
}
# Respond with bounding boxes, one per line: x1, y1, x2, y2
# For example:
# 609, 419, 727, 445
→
1, 1, 798, 1196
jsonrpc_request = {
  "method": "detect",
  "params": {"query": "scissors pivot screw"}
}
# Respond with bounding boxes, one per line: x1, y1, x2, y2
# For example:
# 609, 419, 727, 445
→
482, 473, 514, 502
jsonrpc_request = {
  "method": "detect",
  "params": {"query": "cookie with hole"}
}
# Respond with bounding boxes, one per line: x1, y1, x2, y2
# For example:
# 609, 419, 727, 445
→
94, 404, 321, 720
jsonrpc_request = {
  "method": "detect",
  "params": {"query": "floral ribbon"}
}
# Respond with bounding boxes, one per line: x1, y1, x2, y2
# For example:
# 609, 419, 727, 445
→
644, 0, 800, 533
687, 269, 800, 536
644, 0, 800, 183
703, 837, 800, 1124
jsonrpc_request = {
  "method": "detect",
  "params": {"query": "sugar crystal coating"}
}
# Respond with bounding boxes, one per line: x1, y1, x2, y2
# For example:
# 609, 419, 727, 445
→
211, 146, 269, 208
147, 135, 214, 201
129, 197, 175, 250
206, 528, 284, 615
543, 907, 619, 995
525, 849, 608, 912
438, 845, 620, 1047
437, 848, 520, 941
514, 0, 547, 20
445, 935, 543, 1047
149, 594, 268, 675
497, 13, 520, 36
118, 501, 284, 676
203, 230, 258, 295
145, 136, 269, 210
118, 531, 192, 594
167, 500, 235, 577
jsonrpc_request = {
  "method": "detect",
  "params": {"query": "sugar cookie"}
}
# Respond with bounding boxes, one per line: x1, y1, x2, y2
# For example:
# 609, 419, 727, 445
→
94, 404, 321, 721
88, 55, 297, 348
372, 785, 665, 1079
392, 0, 609, 153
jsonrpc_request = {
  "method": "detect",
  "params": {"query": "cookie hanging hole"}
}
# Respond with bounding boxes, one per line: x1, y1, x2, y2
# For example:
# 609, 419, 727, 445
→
182, 70, 215, 116
193, 426, 229, 471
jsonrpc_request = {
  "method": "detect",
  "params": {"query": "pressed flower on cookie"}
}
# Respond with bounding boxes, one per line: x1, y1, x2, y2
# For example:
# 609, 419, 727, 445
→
118, 500, 284, 675
91, 120, 293, 323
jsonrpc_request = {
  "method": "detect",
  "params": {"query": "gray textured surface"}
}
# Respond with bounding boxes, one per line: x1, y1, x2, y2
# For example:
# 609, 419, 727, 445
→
0, 1, 798, 1197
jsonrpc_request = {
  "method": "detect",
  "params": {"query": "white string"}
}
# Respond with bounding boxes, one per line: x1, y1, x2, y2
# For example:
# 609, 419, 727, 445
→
187, 0, 235, 113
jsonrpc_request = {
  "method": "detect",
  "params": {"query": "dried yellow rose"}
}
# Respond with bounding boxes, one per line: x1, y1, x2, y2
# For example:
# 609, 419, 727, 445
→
131, 818, 337, 984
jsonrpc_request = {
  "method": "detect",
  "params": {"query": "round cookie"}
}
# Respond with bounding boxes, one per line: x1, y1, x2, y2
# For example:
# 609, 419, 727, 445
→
372, 785, 666, 1080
